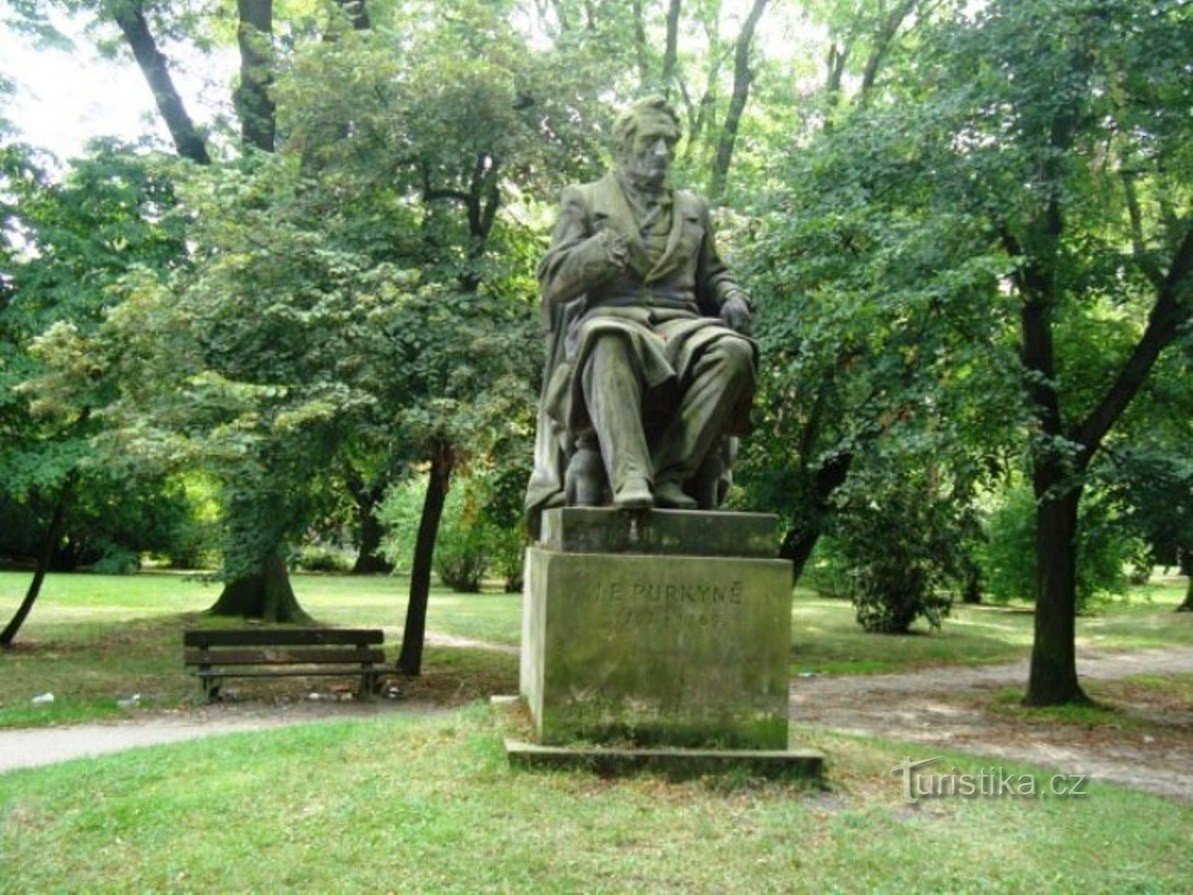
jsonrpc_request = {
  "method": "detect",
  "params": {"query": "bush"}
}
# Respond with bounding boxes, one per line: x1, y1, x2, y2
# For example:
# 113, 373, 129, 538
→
801, 537, 853, 599
90, 546, 141, 575
831, 470, 960, 634
378, 467, 526, 593
433, 522, 491, 592
488, 525, 525, 593
293, 545, 354, 573
979, 485, 1141, 611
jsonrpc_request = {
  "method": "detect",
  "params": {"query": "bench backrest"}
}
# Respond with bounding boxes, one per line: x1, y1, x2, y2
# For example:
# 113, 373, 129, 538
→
183, 628, 383, 648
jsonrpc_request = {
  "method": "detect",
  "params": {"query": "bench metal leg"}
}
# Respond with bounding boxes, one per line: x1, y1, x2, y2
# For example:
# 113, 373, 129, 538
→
358, 668, 376, 702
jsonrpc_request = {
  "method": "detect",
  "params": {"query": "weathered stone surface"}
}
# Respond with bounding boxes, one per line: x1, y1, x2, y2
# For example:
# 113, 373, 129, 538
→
504, 738, 824, 779
539, 506, 778, 558
520, 542, 793, 749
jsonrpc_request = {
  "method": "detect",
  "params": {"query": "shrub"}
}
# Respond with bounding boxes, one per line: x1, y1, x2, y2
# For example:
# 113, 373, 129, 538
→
831, 470, 960, 634
378, 467, 526, 593
801, 537, 853, 599
90, 545, 141, 575
489, 525, 525, 593
979, 485, 1141, 611
433, 521, 491, 592
293, 545, 353, 573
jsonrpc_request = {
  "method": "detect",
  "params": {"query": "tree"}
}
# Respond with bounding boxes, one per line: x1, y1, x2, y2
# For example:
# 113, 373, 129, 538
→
749, 0, 1190, 701
0, 141, 189, 644
740, 95, 1020, 587
94, 152, 397, 622
3, 0, 216, 162
278, 5, 612, 673
938, 0, 1191, 704
233, 0, 276, 152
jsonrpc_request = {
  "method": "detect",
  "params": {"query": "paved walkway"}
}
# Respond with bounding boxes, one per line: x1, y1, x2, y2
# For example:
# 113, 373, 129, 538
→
0, 702, 435, 774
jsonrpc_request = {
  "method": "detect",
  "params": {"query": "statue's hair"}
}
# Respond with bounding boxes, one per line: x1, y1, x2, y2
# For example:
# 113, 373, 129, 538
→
612, 96, 682, 153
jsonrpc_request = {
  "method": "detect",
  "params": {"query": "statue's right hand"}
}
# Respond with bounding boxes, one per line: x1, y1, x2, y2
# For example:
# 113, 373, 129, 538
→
720, 293, 753, 336
598, 228, 631, 271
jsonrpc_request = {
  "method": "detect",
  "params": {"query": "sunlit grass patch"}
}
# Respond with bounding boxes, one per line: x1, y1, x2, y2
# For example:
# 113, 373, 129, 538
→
1, 708, 1188, 894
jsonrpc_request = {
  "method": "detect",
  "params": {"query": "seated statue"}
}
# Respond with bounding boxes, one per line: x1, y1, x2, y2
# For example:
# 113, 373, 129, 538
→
525, 97, 756, 526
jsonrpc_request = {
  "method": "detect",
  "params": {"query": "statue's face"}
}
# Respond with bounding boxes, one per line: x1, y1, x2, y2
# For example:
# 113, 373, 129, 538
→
619, 118, 679, 189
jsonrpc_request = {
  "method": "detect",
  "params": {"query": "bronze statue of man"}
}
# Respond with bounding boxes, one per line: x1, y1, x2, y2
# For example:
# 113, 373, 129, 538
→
525, 97, 756, 522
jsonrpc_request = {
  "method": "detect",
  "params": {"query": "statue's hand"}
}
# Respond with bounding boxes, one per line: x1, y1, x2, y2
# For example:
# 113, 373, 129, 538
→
599, 229, 632, 271
720, 293, 753, 336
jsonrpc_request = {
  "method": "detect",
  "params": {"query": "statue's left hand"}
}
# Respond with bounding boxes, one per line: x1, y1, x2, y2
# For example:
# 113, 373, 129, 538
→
720, 294, 753, 336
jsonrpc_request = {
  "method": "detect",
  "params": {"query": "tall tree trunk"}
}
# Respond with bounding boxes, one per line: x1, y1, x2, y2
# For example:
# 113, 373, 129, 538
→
235, 0, 276, 152
397, 442, 454, 676
348, 471, 394, 575
209, 549, 311, 623
709, 0, 769, 201
1177, 552, 1193, 612
779, 451, 853, 585
858, 0, 919, 97
660, 0, 682, 96
631, 0, 650, 88
333, 0, 371, 29
0, 476, 74, 647
112, 2, 210, 164
1025, 481, 1088, 705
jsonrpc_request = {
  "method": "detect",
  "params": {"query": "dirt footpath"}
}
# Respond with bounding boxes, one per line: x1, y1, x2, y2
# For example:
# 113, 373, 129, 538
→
0, 701, 440, 774
3, 646, 1190, 801
789, 647, 1193, 802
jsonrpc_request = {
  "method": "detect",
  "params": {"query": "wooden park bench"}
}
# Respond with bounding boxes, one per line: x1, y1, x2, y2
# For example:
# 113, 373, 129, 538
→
183, 628, 386, 701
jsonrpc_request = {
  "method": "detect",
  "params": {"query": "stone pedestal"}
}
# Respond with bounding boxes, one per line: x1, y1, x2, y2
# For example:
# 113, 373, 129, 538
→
519, 508, 796, 750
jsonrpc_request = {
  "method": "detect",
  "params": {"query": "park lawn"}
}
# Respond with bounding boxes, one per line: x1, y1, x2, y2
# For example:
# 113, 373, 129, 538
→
0, 705, 1188, 894
0, 570, 520, 728
1, 571, 1189, 726
791, 578, 1192, 676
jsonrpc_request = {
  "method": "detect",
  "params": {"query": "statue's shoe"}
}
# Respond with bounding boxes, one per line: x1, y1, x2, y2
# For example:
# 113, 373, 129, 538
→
654, 481, 697, 510
612, 480, 653, 510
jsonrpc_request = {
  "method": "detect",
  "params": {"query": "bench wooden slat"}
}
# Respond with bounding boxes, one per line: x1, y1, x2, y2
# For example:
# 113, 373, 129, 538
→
182, 627, 387, 701
194, 669, 381, 680
185, 647, 385, 667
183, 628, 382, 648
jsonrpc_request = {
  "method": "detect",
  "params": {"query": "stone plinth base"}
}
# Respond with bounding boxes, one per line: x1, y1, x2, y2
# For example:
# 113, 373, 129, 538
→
504, 738, 824, 780
520, 508, 794, 750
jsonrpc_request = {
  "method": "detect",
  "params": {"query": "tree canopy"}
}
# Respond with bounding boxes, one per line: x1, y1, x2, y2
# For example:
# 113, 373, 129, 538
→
1, 0, 1188, 702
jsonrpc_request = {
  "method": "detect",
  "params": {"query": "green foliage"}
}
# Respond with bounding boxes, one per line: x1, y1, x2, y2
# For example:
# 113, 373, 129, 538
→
0, 142, 206, 576
292, 544, 354, 574
1094, 441, 1193, 572
432, 522, 492, 594
800, 537, 853, 601
979, 485, 1144, 611
378, 467, 525, 593
828, 461, 959, 634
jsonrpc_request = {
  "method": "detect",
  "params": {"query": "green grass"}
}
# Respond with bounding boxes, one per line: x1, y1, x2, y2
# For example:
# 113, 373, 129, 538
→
0, 570, 520, 727
0, 706, 1188, 894
2, 571, 1189, 726
792, 580, 1192, 676
1, 572, 1189, 891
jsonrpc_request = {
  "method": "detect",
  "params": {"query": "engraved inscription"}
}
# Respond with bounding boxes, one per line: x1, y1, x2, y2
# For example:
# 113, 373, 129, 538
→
593, 580, 743, 605
589, 578, 744, 629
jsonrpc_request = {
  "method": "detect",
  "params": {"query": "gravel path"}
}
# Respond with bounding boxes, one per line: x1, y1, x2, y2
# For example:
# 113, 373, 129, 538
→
789, 646, 1193, 801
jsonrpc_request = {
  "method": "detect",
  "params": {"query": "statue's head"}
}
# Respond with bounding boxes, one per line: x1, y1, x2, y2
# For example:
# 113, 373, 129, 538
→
612, 96, 681, 191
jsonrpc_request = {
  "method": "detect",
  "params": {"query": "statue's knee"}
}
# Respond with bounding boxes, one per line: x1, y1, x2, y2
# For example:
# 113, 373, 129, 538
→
712, 335, 755, 381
